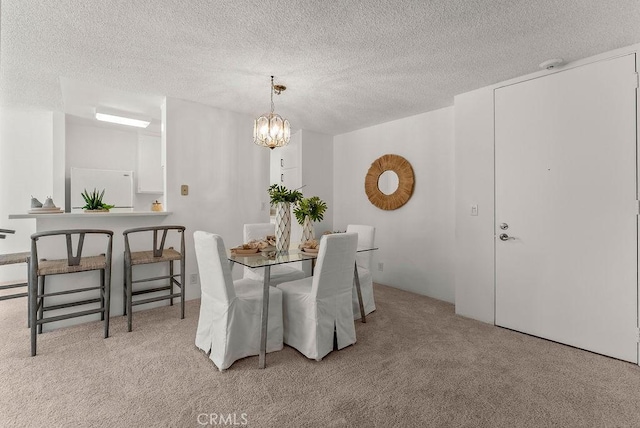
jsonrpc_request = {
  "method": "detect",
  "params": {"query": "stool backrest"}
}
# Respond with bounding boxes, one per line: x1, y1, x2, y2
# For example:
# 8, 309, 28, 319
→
30, 229, 113, 268
0, 228, 16, 239
123, 225, 185, 258
194, 231, 236, 304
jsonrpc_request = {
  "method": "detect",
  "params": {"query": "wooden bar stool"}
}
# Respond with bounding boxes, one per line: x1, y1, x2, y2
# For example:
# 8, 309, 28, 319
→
0, 229, 30, 324
123, 226, 186, 332
29, 229, 113, 356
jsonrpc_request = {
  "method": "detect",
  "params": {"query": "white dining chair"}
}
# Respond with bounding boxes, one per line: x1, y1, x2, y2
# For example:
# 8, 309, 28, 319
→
193, 231, 284, 371
346, 224, 376, 320
276, 233, 358, 361
242, 223, 307, 285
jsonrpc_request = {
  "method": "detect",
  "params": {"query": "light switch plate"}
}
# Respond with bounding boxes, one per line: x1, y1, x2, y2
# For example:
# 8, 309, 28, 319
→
471, 204, 478, 216
181, 185, 189, 196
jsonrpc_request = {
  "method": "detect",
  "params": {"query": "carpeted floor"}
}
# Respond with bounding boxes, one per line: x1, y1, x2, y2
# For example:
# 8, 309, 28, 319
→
1, 284, 640, 427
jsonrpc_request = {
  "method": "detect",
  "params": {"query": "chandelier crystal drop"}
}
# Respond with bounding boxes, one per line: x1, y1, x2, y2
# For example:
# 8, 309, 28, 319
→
253, 76, 291, 149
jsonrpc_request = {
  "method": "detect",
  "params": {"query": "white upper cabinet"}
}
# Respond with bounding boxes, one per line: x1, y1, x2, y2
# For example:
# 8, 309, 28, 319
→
137, 134, 163, 193
278, 131, 300, 170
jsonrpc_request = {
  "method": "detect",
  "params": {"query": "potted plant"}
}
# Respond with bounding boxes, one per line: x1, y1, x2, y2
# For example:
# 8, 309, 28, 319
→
268, 184, 303, 251
294, 196, 328, 243
81, 188, 115, 212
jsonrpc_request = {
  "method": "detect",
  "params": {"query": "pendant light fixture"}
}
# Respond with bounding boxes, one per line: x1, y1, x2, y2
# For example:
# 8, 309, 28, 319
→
253, 76, 291, 149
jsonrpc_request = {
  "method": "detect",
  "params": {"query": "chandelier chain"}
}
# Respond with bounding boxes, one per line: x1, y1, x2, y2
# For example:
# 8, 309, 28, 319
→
270, 76, 275, 114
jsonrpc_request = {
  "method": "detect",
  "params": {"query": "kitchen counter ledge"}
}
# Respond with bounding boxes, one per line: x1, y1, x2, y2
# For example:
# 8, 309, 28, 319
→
9, 211, 172, 219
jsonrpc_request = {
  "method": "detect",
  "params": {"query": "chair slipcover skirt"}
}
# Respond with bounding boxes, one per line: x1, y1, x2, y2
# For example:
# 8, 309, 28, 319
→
194, 231, 283, 371
277, 233, 358, 361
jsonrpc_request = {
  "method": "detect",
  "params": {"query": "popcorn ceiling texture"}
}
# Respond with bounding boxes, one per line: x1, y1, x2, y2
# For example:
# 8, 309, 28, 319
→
2, 0, 640, 135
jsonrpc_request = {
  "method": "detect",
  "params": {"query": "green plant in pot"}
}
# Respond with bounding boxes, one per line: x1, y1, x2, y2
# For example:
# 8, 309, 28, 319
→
81, 188, 115, 212
268, 184, 303, 251
294, 196, 328, 244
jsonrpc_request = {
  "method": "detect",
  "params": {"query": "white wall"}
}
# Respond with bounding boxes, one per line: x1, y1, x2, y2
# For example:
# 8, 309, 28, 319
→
65, 117, 158, 210
333, 107, 455, 303
0, 108, 54, 281
164, 97, 270, 298
300, 129, 333, 236
52, 112, 66, 209
453, 88, 495, 323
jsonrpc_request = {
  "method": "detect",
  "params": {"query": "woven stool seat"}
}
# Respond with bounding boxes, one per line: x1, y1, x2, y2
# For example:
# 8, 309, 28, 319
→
130, 248, 182, 266
0, 252, 30, 266
37, 254, 107, 276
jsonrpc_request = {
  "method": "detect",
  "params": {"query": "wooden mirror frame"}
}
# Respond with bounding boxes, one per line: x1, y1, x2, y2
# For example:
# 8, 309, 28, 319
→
364, 154, 415, 210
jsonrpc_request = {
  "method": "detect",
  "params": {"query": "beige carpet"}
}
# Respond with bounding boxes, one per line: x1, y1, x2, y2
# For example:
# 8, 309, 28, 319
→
1, 284, 640, 427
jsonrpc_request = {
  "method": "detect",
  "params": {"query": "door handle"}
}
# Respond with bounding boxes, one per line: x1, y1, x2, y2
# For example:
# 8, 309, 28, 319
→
499, 233, 516, 241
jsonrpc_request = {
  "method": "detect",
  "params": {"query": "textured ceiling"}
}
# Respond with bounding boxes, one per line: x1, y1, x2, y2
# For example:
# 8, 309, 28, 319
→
2, 0, 640, 135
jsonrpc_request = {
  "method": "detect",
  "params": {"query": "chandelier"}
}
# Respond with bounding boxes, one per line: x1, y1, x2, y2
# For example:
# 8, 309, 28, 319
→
253, 76, 291, 149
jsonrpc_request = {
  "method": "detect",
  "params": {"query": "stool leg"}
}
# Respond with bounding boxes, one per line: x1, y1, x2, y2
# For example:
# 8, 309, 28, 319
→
169, 261, 174, 306
180, 256, 185, 319
126, 262, 133, 332
27, 288, 30, 328
27, 265, 31, 329
37, 276, 45, 335
122, 261, 127, 316
104, 266, 111, 339
30, 274, 37, 356
100, 269, 105, 321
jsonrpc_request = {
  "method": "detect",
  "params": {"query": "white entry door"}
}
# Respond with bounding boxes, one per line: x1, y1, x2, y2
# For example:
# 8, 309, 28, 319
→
495, 54, 638, 363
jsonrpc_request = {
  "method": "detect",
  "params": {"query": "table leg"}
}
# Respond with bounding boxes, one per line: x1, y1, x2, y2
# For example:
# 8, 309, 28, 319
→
354, 263, 366, 323
258, 265, 271, 369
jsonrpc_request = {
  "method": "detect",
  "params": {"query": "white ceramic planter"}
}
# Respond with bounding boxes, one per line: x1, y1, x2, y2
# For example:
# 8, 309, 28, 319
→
275, 202, 291, 252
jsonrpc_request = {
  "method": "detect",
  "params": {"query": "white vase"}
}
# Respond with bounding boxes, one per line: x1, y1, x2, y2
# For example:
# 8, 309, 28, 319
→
275, 202, 291, 252
301, 216, 314, 244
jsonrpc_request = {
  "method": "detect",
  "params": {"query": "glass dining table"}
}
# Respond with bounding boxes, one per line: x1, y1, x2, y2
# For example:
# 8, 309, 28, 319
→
228, 246, 378, 369
228, 249, 316, 369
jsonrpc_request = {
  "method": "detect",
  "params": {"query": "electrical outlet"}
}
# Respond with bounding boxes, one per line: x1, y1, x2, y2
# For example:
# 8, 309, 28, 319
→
471, 204, 478, 216
181, 185, 189, 196
378, 262, 384, 272
190, 273, 198, 285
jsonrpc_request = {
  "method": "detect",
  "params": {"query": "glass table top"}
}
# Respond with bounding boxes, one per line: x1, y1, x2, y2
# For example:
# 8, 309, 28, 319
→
227, 247, 378, 269
228, 249, 317, 268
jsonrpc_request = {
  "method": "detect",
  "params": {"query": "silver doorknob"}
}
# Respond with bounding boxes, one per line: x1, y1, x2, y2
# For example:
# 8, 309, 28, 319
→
499, 233, 515, 241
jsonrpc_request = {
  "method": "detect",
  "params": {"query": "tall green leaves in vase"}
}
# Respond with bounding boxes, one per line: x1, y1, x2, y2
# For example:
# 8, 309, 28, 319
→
294, 196, 328, 243
267, 184, 303, 204
81, 188, 115, 211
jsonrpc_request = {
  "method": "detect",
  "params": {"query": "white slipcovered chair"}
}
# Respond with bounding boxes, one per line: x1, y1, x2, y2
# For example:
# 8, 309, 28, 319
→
346, 225, 376, 320
242, 223, 307, 285
194, 231, 284, 371
276, 233, 358, 361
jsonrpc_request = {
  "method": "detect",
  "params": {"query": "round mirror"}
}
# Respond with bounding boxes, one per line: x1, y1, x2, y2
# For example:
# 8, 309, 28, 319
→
364, 154, 415, 210
377, 170, 399, 195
